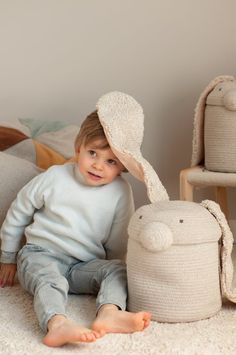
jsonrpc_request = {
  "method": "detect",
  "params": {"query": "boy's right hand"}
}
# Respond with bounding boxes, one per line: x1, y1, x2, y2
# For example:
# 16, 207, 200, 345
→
0, 263, 17, 287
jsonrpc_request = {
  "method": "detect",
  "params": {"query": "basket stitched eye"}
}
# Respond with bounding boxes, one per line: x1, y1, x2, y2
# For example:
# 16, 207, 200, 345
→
139, 215, 143, 219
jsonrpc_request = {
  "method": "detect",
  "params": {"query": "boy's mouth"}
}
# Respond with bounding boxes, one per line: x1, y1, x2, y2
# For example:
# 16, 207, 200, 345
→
88, 171, 102, 180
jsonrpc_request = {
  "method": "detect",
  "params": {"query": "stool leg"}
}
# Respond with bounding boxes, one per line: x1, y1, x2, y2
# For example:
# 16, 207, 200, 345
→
215, 187, 228, 218
180, 168, 194, 201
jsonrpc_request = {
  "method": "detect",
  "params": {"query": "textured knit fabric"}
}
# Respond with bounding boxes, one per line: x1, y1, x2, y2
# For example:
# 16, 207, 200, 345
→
204, 80, 236, 172
96, 91, 169, 203
0, 163, 134, 263
127, 200, 222, 322
191, 75, 235, 167
201, 200, 236, 303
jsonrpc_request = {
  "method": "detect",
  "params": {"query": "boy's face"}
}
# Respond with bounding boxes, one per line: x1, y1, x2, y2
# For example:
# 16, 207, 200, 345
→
76, 139, 125, 186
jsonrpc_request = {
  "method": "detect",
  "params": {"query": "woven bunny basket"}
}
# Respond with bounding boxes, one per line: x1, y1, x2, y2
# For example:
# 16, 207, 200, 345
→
127, 199, 235, 322
191, 75, 236, 172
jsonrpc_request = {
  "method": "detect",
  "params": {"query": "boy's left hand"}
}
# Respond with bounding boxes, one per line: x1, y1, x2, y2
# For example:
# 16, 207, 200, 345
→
0, 263, 17, 287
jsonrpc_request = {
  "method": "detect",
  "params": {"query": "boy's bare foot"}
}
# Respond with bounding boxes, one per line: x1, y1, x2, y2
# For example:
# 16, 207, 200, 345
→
91, 304, 151, 334
43, 315, 103, 347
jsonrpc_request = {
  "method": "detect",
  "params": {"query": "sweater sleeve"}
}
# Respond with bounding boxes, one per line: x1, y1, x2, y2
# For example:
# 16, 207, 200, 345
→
104, 181, 135, 261
0, 171, 48, 263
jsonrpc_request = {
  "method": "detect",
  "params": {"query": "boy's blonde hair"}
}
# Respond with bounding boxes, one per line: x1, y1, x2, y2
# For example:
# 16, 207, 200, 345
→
74, 110, 127, 172
74, 111, 109, 152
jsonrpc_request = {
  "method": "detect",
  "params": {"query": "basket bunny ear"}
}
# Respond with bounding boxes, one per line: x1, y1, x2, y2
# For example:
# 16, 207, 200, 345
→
96, 91, 169, 203
201, 199, 236, 302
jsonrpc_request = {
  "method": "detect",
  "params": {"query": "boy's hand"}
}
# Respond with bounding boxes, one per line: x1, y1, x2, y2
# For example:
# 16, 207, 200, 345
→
0, 263, 17, 287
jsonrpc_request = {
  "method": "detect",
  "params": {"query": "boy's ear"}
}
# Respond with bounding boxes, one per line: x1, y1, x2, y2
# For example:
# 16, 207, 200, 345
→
74, 148, 80, 161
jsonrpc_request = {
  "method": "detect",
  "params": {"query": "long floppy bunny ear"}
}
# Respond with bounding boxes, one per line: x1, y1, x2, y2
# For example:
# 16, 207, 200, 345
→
96, 91, 169, 203
201, 199, 236, 302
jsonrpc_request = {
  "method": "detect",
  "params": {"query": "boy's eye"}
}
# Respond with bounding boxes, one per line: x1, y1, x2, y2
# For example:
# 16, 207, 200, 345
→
88, 150, 96, 157
107, 159, 116, 165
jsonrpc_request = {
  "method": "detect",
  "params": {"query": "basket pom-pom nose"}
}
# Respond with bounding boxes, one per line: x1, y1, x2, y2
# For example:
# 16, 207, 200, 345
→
139, 222, 173, 252
223, 89, 236, 110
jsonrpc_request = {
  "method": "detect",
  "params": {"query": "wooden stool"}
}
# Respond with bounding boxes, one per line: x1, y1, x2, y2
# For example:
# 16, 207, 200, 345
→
179, 165, 236, 218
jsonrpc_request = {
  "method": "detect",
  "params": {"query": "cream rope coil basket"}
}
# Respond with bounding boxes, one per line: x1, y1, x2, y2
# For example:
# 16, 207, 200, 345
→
204, 79, 236, 172
127, 200, 224, 322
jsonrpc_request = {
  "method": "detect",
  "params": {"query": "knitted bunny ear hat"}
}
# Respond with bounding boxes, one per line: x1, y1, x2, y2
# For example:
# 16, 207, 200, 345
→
96, 91, 169, 203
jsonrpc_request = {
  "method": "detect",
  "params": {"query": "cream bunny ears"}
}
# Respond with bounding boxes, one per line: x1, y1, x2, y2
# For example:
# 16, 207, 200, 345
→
96, 91, 169, 203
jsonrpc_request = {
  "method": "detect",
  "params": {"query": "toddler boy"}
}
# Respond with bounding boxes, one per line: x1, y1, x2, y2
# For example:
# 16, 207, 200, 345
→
0, 109, 151, 347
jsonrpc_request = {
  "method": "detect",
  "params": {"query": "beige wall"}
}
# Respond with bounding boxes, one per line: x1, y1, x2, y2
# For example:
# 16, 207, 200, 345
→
1, 0, 236, 210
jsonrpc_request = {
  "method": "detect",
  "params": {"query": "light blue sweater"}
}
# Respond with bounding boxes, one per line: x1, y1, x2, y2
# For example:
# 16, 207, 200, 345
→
0, 163, 134, 263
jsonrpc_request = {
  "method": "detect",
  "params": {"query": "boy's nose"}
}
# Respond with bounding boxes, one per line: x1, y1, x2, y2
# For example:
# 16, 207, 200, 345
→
93, 159, 103, 170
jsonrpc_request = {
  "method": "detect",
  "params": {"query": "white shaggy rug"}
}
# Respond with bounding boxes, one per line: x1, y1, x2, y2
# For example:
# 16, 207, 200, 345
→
1, 283, 236, 355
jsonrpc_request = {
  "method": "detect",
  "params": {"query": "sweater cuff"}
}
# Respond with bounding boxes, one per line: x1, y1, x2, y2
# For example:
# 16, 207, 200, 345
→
0, 251, 18, 264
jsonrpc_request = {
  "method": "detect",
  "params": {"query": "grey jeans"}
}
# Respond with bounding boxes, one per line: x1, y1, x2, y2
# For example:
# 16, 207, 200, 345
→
17, 244, 127, 332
